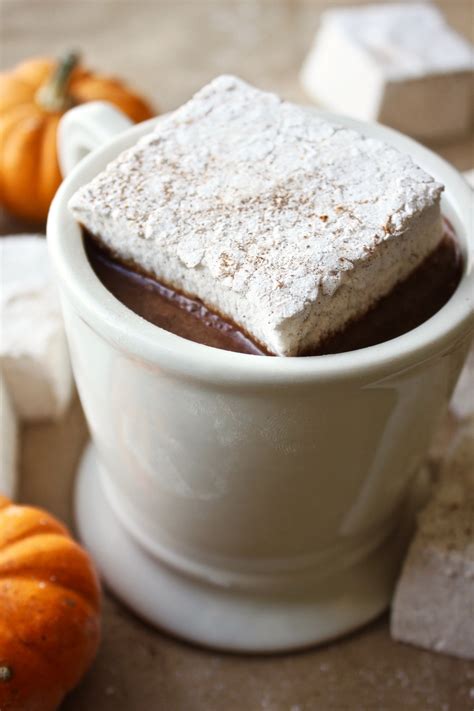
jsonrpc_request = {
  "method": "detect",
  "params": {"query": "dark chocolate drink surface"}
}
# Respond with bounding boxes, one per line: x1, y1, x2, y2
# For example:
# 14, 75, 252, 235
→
84, 222, 462, 356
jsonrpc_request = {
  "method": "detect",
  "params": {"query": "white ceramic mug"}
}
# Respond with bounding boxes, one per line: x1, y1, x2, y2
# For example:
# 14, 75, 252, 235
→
48, 101, 474, 652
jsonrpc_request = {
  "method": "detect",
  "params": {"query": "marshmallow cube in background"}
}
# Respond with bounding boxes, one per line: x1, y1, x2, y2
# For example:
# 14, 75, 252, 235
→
300, 3, 474, 141
0, 372, 18, 497
450, 336, 474, 421
391, 419, 474, 660
463, 169, 474, 188
0, 236, 73, 421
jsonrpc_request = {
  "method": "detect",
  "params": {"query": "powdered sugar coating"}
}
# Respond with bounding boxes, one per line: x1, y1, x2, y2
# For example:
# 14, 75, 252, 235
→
391, 419, 474, 659
300, 5, 474, 141
0, 236, 73, 419
70, 75, 443, 355
322, 3, 474, 81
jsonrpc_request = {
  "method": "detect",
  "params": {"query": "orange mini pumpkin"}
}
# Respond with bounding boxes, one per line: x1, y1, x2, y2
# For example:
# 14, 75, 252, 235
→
0, 495, 101, 711
0, 52, 155, 223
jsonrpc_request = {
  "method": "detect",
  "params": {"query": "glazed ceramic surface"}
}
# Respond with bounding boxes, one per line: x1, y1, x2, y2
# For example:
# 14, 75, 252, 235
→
47, 101, 474, 651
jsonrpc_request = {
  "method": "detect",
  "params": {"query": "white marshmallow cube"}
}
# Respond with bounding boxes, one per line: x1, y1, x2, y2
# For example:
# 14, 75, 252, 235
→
391, 419, 474, 660
69, 76, 444, 357
0, 372, 18, 498
0, 236, 73, 421
300, 3, 473, 141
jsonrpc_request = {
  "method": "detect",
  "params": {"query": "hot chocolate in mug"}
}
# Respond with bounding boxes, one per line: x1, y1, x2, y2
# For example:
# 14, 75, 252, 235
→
47, 100, 474, 652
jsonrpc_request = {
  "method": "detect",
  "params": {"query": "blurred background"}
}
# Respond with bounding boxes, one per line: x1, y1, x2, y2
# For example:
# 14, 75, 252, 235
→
1, 0, 473, 163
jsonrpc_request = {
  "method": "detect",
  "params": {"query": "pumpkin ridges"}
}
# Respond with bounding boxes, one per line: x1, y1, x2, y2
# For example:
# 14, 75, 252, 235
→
37, 114, 62, 214
0, 503, 69, 549
0, 523, 68, 550
0, 535, 101, 609
0, 565, 100, 613
0, 105, 40, 205
0, 104, 41, 147
9, 58, 55, 88
1, 578, 100, 689
0, 528, 69, 558
1, 576, 100, 620
0, 618, 64, 711
0, 499, 100, 710
1, 578, 100, 646
1, 112, 46, 221
0, 75, 35, 113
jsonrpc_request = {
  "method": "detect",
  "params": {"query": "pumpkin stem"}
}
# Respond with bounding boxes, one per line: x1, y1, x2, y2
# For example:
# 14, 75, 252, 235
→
36, 51, 80, 112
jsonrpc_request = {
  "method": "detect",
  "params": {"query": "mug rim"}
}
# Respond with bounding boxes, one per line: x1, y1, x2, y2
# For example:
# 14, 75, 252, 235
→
47, 110, 474, 384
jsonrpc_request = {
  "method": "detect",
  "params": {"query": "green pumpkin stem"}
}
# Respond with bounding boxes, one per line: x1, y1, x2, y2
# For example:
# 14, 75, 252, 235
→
36, 51, 80, 112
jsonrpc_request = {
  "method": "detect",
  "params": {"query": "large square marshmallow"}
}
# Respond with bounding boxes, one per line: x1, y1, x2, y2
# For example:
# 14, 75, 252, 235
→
300, 4, 473, 141
0, 236, 73, 420
0, 372, 18, 498
70, 76, 443, 356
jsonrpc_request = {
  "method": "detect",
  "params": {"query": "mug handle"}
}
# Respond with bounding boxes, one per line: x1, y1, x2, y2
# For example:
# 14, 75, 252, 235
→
58, 101, 133, 176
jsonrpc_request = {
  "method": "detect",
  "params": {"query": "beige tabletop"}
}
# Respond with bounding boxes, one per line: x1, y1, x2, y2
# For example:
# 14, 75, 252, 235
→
1, 1, 474, 709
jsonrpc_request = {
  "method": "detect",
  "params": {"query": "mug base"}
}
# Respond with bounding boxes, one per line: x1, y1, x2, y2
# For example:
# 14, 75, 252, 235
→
75, 442, 418, 653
